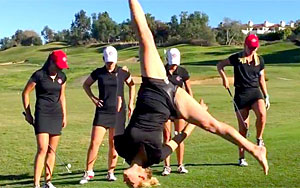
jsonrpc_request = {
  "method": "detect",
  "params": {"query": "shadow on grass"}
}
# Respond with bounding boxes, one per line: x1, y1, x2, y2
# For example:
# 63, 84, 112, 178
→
262, 48, 300, 64
0, 173, 33, 187
0, 167, 128, 187
151, 163, 238, 176
96, 43, 139, 54
38, 47, 66, 52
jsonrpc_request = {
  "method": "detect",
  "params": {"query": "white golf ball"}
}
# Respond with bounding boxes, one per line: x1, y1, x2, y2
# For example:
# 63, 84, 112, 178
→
67, 164, 71, 168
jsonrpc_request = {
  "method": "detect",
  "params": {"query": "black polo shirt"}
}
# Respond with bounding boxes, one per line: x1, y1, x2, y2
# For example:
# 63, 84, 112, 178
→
30, 69, 67, 115
165, 65, 190, 88
229, 52, 265, 88
91, 66, 130, 113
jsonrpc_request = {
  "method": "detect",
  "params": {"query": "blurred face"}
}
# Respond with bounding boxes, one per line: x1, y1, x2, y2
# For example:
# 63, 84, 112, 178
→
244, 44, 258, 56
123, 167, 148, 188
105, 61, 117, 70
49, 60, 62, 73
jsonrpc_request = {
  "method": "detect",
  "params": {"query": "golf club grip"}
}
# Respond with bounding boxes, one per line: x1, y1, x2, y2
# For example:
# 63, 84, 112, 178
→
22, 111, 35, 126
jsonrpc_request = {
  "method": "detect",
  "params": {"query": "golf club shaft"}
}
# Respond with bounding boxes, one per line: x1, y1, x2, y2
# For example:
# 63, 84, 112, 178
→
227, 89, 250, 137
22, 112, 71, 172
48, 144, 71, 173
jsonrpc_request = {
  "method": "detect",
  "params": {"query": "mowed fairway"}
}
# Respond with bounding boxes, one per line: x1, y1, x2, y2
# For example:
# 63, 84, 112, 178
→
0, 42, 300, 187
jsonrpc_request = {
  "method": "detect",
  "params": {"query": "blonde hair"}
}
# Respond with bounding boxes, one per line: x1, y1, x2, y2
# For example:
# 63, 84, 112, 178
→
138, 168, 160, 188
238, 52, 260, 66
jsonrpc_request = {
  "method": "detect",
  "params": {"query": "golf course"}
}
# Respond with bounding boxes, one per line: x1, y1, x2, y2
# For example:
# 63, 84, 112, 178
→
0, 41, 299, 187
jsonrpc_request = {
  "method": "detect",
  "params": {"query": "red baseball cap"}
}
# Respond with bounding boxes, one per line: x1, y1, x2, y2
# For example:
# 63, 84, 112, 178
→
50, 50, 69, 69
245, 34, 259, 49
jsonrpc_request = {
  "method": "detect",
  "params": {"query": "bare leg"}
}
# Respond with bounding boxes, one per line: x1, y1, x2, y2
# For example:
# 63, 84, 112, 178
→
175, 119, 186, 166
236, 108, 250, 159
45, 135, 60, 182
175, 87, 268, 175
85, 126, 106, 171
129, 0, 166, 79
163, 120, 172, 167
108, 128, 118, 173
252, 99, 267, 140
34, 133, 49, 186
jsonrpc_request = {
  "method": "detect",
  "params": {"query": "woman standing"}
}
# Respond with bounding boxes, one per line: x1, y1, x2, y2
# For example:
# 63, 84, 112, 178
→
217, 34, 270, 166
80, 46, 135, 184
22, 50, 68, 188
162, 48, 193, 176
114, 1, 268, 187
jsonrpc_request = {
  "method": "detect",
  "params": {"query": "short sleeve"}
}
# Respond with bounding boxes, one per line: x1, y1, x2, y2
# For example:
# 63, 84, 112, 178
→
123, 70, 130, 81
181, 67, 190, 81
90, 69, 99, 81
228, 53, 240, 66
60, 72, 67, 84
29, 70, 40, 83
259, 56, 265, 71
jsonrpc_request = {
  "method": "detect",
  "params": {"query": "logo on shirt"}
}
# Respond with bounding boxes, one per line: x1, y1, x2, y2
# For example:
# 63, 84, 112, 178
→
57, 78, 63, 84
176, 76, 182, 82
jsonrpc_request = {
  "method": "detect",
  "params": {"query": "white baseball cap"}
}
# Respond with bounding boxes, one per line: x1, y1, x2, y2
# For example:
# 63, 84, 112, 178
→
167, 48, 180, 65
103, 46, 118, 63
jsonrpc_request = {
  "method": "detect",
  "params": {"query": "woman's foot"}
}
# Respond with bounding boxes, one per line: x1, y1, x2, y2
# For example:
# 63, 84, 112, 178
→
254, 145, 268, 175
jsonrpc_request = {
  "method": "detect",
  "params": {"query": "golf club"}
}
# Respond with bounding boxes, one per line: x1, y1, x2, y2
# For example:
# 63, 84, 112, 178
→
22, 112, 72, 173
226, 89, 250, 138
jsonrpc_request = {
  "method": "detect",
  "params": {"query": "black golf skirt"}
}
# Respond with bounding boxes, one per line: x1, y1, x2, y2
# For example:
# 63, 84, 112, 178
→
34, 114, 63, 135
234, 87, 264, 111
93, 111, 117, 128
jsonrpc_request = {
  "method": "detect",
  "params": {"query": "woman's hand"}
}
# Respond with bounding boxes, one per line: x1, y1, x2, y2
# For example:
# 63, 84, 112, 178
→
92, 97, 103, 108
128, 103, 134, 119
199, 99, 208, 111
222, 78, 229, 89
62, 116, 67, 128
25, 112, 34, 125
117, 96, 122, 112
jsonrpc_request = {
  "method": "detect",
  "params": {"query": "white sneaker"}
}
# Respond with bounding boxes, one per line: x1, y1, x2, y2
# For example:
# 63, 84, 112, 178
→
79, 170, 95, 184
177, 165, 188, 174
106, 172, 117, 181
42, 182, 56, 188
33, 185, 40, 188
238, 158, 248, 167
161, 166, 171, 176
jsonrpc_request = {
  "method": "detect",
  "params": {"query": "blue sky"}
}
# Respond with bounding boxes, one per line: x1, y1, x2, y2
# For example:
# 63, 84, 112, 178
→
0, 0, 299, 39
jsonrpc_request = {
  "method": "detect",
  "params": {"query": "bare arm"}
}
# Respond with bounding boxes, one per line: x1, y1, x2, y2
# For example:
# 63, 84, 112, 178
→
184, 79, 193, 97
217, 59, 231, 89
125, 75, 135, 118
128, 0, 166, 79
22, 80, 36, 125
259, 69, 268, 97
60, 82, 67, 128
83, 76, 103, 107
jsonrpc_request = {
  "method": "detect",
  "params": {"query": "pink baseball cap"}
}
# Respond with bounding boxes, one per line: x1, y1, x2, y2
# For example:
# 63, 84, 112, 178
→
245, 34, 259, 49
50, 50, 69, 69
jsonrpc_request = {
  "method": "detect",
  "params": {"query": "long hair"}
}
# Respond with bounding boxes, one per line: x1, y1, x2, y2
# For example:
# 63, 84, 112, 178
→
138, 168, 160, 188
42, 54, 52, 70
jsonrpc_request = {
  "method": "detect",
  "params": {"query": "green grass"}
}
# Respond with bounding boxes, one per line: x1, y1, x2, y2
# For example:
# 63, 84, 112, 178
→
0, 42, 300, 187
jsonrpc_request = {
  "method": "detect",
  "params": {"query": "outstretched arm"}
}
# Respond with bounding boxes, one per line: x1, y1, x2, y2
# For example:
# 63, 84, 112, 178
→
129, 0, 166, 79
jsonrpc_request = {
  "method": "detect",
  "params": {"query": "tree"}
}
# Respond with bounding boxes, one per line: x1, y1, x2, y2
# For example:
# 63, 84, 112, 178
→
169, 15, 179, 37
216, 17, 244, 45
21, 30, 42, 46
70, 10, 91, 45
91, 12, 119, 43
0, 37, 14, 50
53, 29, 70, 42
41, 26, 55, 43
119, 19, 136, 42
